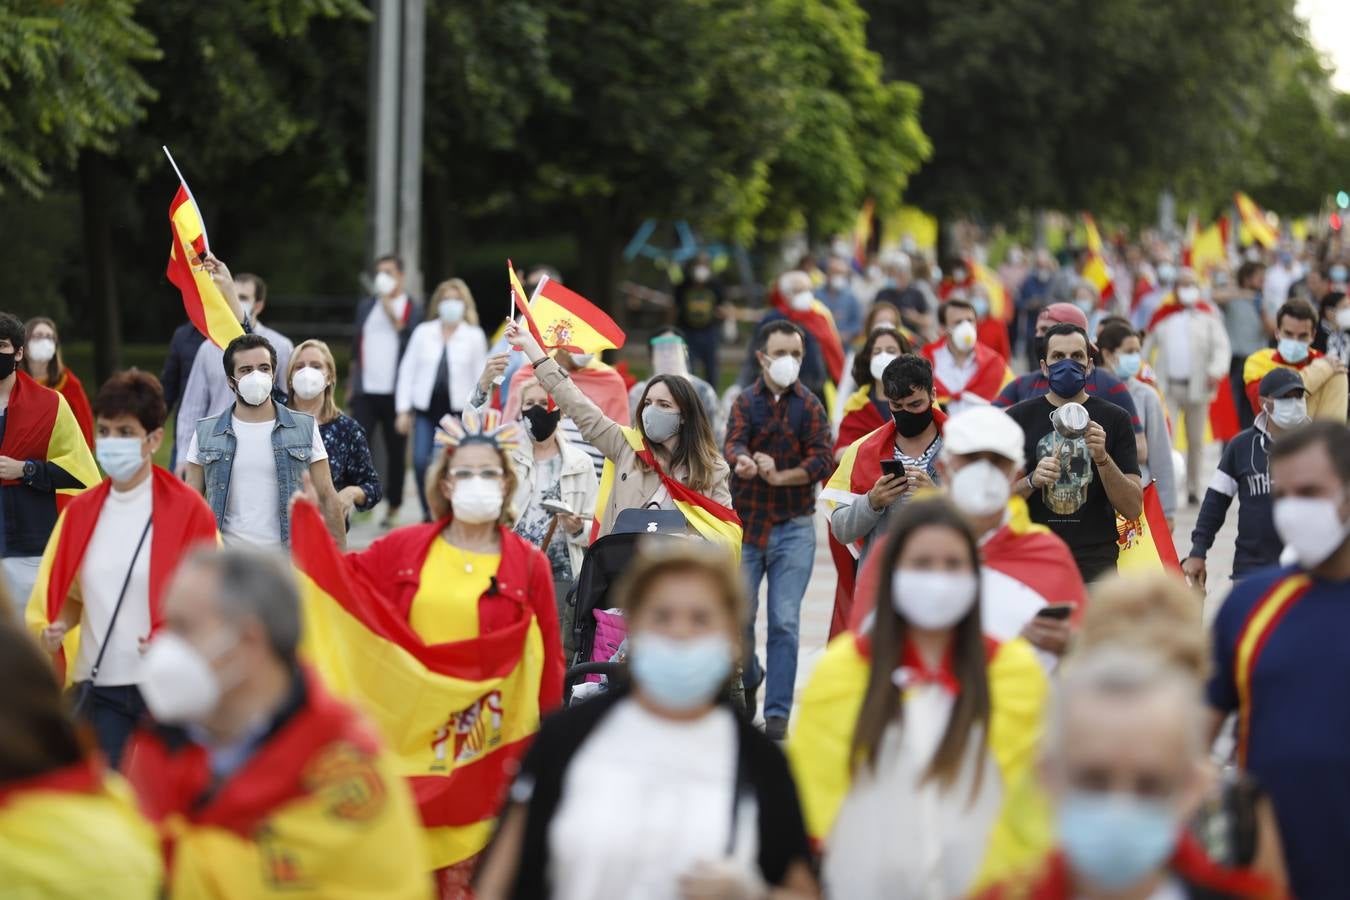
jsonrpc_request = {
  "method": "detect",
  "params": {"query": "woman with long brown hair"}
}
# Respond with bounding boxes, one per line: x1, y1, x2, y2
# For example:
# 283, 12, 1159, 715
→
788, 496, 1051, 897
506, 320, 732, 543
23, 317, 94, 447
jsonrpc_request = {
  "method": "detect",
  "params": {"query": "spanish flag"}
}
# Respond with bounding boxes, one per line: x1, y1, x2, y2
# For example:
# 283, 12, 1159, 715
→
1115, 481, 1180, 574
971, 259, 1014, 321
509, 260, 625, 356
166, 169, 244, 350
920, 339, 1014, 406
1081, 213, 1116, 304
1234, 192, 1278, 249
0, 371, 99, 515
769, 286, 846, 384
290, 500, 552, 870
1188, 217, 1229, 279
590, 425, 743, 557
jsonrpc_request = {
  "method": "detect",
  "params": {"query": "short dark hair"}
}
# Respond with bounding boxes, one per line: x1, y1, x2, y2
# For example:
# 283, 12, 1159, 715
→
235, 272, 267, 305
1096, 321, 1138, 355
1237, 260, 1266, 289
1318, 292, 1347, 324
881, 353, 933, 401
852, 325, 912, 388
940, 298, 976, 328
1270, 422, 1350, 486
0, 313, 25, 353
757, 318, 805, 351
1041, 322, 1089, 360
94, 369, 167, 432
1276, 301, 1317, 331
375, 253, 403, 273
222, 333, 277, 380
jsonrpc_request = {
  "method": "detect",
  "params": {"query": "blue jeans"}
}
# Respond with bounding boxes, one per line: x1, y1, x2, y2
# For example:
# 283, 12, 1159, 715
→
412, 412, 439, 521
741, 516, 816, 719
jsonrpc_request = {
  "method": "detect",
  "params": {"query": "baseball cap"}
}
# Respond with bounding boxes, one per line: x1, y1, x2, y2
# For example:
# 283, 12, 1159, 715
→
1258, 368, 1306, 400
942, 406, 1025, 467
1039, 303, 1089, 330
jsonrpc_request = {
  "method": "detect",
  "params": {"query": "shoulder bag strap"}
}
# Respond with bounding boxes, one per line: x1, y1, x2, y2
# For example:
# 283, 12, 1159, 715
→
86, 516, 153, 685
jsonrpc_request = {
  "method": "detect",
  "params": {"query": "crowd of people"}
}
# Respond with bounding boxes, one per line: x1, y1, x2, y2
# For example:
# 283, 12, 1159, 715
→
3, 228, 1350, 899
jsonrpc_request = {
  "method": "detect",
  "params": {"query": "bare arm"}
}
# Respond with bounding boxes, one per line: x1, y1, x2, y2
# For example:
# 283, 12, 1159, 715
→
473, 804, 527, 900
308, 459, 347, 551
1097, 454, 1143, 520
186, 462, 206, 496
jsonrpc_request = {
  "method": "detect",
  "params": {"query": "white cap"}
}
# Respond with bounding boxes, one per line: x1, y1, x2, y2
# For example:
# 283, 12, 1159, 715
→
941, 406, 1025, 468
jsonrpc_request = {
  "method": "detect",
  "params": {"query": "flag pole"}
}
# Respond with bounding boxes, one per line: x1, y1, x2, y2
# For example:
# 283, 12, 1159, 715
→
162, 145, 211, 254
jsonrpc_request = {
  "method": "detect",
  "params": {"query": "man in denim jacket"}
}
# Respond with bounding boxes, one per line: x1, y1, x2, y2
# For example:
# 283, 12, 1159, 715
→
185, 333, 345, 549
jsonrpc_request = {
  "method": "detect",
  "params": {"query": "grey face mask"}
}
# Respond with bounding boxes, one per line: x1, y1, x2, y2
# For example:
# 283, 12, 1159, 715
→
641, 404, 682, 443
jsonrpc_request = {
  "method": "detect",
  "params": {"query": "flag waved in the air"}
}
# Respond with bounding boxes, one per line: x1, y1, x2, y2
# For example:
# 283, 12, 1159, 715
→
1234, 192, 1278, 249
508, 260, 625, 356
1081, 213, 1116, 304
165, 152, 244, 350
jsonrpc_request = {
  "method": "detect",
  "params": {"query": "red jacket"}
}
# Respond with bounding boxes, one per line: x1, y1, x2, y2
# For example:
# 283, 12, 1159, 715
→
345, 519, 565, 711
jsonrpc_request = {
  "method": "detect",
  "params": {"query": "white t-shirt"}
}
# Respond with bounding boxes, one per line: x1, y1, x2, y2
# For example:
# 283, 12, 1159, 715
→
361, 294, 409, 395
1159, 312, 1194, 381
75, 475, 153, 685
186, 414, 327, 547
547, 700, 759, 900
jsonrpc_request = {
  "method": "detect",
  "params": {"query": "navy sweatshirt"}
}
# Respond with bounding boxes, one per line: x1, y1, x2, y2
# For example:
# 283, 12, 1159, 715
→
1189, 417, 1283, 576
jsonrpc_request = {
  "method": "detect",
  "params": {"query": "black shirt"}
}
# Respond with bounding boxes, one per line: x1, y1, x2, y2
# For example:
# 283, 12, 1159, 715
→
674, 279, 724, 331
1006, 395, 1140, 575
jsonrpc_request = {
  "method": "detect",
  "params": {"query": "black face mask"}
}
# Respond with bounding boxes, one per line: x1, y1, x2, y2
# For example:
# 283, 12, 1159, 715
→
0, 351, 16, 380
892, 405, 934, 438
522, 405, 561, 442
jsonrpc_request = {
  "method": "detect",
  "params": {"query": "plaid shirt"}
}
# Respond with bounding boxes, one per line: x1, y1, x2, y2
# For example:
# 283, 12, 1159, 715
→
724, 378, 834, 548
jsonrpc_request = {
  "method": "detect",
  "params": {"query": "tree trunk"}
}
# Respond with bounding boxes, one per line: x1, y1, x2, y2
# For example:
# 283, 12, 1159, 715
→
574, 196, 623, 335
79, 152, 121, 382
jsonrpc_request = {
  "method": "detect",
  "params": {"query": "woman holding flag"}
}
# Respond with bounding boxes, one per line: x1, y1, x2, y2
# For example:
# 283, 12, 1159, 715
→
788, 497, 1050, 897
288, 408, 563, 898
504, 321, 736, 548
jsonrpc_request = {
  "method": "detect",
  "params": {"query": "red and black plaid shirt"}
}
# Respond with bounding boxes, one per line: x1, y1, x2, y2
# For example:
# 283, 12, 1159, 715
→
724, 378, 834, 548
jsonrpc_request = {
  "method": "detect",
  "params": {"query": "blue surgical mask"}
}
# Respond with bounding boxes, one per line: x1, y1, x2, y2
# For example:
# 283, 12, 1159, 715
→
1047, 358, 1088, 398
1114, 352, 1142, 380
96, 436, 146, 482
630, 632, 733, 711
972, 297, 990, 318
1331, 265, 1348, 284
1059, 790, 1180, 891
1278, 337, 1310, 364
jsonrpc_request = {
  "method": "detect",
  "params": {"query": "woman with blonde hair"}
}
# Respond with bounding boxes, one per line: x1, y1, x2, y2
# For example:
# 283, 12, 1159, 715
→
396, 278, 488, 521
286, 338, 381, 525
1075, 573, 1288, 893
475, 541, 818, 900
23, 317, 93, 447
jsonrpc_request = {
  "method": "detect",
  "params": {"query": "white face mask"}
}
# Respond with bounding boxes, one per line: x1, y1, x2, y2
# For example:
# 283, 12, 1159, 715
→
452, 478, 504, 524
438, 298, 466, 324
692, 265, 711, 283
1273, 495, 1350, 568
949, 459, 1013, 517
891, 569, 979, 629
140, 631, 236, 725
291, 366, 327, 401
372, 271, 397, 297
766, 355, 801, 388
27, 338, 55, 364
950, 319, 978, 352
234, 369, 273, 406
1177, 285, 1200, 306
1266, 396, 1308, 429
789, 290, 815, 312
870, 352, 899, 383
1336, 307, 1350, 332
570, 352, 595, 368
829, 274, 848, 291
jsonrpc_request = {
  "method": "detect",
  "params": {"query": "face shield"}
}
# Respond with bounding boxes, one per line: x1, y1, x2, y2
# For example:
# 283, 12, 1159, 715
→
650, 335, 690, 377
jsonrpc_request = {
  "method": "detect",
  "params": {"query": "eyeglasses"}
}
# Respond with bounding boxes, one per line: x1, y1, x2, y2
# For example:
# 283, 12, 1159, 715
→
449, 467, 505, 482
520, 401, 549, 412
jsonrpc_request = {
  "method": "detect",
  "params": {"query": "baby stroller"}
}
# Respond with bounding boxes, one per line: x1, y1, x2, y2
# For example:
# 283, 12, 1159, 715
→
562, 509, 687, 704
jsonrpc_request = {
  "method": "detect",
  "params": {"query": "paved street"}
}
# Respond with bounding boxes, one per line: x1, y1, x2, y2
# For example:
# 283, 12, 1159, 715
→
351, 441, 1237, 723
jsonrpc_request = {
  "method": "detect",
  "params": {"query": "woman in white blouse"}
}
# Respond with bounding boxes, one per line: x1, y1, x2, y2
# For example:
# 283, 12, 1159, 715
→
474, 542, 819, 900
395, 278, 488, 521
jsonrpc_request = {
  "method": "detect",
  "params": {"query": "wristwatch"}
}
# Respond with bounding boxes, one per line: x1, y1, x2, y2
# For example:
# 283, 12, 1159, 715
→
22, 460, 36, 482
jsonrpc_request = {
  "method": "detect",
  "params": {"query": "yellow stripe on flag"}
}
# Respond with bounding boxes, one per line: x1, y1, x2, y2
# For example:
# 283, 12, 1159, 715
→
1234, 574, 1309, 766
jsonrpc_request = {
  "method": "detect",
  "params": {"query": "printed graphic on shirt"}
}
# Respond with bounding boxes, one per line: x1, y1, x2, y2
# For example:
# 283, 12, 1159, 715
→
1036, 430, 1094, 514
514, 479, 572, 579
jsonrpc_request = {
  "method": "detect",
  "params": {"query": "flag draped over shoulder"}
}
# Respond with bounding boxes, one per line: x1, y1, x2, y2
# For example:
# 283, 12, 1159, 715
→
1081, 214, 1116, 304
290, 501, 547, 868
769, 288, 846, 384
167, 182, 244, 350
1234, 192, 1278, 249
1115, 482, 1180, 573
920, 340, 1013, 405
590, 426, 743, 556
0, 372, 99, 509
508, 261, 625, 356
835, 385, 888, 451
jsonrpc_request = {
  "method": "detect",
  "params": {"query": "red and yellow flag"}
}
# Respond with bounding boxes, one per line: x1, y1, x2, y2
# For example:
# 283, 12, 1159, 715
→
1234, 573, 1312, 766
290, 501, 549, 869
1234, 192, 1278, 249
1081, 213, 1116, 304
971, 259, 1013, 321
852, 198, 875, 270
1188, 217, 1229, 280
1115, 482, 1180, 574
166, 168, 244, 349
508, 260, 625, 355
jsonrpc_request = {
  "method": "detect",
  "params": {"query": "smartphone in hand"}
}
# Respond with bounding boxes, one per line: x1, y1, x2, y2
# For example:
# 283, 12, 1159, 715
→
880, 459, 909, 482
1035, 603, 1074, 621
